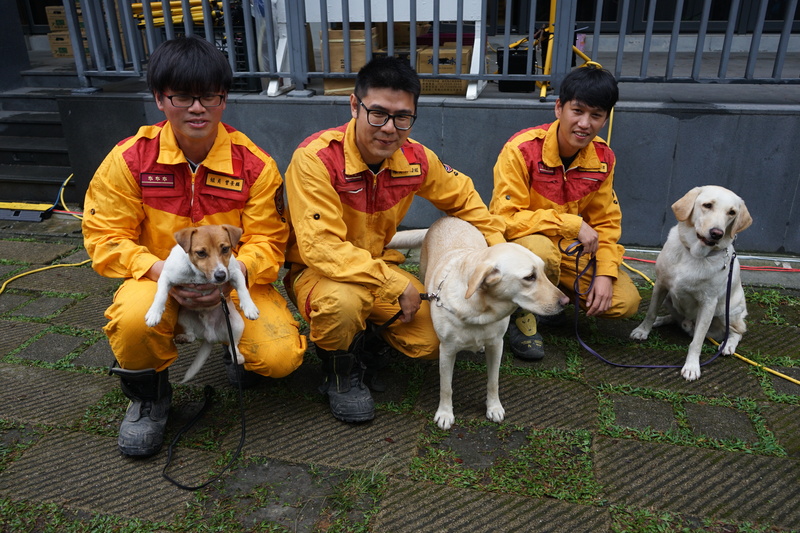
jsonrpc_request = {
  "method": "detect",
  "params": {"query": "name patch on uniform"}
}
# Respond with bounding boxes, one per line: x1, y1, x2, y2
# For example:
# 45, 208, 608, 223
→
577, 162, 609, 173
206, 173, 244, 192
141, 173, 174, 187
537, 162, 556, 175
391, 164, 422, 178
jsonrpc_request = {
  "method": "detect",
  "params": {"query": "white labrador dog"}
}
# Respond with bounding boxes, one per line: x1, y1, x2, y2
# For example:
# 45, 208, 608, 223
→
630, 186, 752, 381
389, 217, 568, 430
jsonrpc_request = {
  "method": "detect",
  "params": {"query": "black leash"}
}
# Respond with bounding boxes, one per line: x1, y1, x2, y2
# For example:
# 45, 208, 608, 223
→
560, 240, 734, 369
162, 290, 247, 491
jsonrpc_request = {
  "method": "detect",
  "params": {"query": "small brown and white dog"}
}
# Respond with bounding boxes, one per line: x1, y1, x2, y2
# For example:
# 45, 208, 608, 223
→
145, 224, 259, 383
389, 217, 568, 430
630, 186, 752, 381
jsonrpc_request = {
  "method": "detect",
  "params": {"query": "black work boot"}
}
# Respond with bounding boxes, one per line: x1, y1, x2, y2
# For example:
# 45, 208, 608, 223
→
222, 347, 260, 389
110, 367, 172, 457
317, 348, 375, 423
350, 325, 392, 392
508, 310, 546, 360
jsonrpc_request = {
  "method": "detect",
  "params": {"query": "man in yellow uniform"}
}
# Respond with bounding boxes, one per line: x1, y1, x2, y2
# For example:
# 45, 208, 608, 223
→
82, 36, 306, 457
284, 56, 504, 423
490, 66, 640, 360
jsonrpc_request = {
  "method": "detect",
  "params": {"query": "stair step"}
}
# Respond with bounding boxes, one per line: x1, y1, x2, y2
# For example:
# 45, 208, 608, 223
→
0, 87, 73, 112
0, 111, 63, 137
0, 136, 70, 166
0, 165, 74, 204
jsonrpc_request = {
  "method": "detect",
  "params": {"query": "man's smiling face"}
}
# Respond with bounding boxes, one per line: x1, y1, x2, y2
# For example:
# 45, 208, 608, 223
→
554, 98, 609, 158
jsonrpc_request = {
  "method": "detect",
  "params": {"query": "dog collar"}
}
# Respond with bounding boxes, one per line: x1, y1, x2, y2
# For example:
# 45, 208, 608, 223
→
421, 275, 458, 315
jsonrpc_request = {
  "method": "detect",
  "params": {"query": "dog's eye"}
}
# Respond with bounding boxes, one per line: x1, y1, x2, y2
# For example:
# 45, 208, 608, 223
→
524, 273, 537, 282
728, 209, 736, 216
195, 251, 208, 259
702, 202, 713, 209
221, 246, 230, 254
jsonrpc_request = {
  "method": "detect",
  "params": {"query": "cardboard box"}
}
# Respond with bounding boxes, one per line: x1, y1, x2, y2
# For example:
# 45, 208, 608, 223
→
372, 48, 415, 68
323, 78, 356, 96
417, 46, 473, 95
376, 22, 431, 48
46, 6, 84, 34
46, 6, 68, 32
322, 27, 379, 72
48, 31, 89, 58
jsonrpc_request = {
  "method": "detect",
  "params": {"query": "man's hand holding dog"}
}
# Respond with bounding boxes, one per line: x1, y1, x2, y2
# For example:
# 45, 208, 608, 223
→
398, 282, 421, 323
146, 259, 246, 310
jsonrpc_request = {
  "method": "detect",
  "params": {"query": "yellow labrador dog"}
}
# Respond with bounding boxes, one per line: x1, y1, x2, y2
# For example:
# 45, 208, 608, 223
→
630, 186, 752, 381
389, 217, 568, 429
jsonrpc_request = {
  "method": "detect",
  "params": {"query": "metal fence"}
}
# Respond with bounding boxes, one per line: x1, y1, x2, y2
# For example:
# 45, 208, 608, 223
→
65, 0, 799, 100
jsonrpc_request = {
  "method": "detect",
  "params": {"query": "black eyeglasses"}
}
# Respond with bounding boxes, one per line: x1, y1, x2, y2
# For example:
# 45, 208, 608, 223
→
162, 94, 225, 108
357, 97, 416, 130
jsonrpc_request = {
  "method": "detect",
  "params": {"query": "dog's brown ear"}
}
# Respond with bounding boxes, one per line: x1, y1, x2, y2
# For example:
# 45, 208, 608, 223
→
174, 227, 197, 252
465, 263, 502, 299
222, 224, 244, 247
672, 187, 703, 222
731, 201, 753, 236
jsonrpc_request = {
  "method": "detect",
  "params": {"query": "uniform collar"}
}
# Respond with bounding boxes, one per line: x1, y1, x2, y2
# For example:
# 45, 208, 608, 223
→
157, 122, 234, 174
342, 118, 416, 176
541, 119, 606, 170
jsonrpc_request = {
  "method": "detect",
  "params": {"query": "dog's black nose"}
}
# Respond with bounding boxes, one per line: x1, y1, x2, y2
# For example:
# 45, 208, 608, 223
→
709, 228, 724, 241
214, 271, 227, 282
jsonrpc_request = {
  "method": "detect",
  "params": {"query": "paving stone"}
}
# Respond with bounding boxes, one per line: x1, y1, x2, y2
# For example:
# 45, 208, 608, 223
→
210, 458, 360, 532
759, 403, 800, 458
594, 437, 800, 530
0, 293, 30, 314
12, 296, 74, 318
0, 241, 75, 265
0, 363, 115, 426
72, 337, 114, 368
416, 369, 597, 430
0, 320, 47, 357
0, 430, 216, 523
684, 403, 759, 443
15, 332, 86, 364
439, 425, 528, 470
612, 394, 677, 433
372, 479, 610, 533
224, 395, 425, 474
51, 294, 111, 330
8, 265, 120, 294
771, 367, 800, 396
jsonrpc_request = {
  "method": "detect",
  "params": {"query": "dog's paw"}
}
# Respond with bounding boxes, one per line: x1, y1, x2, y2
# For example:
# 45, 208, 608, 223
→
241, 303, 260, 320
434, 409, 455, 430
630, 326, 650, 341
680, 319, 695, 336
486, 403, 505, 424
681, 364, 701, 381
144, 308, 163, 327
174, 333, 194, 344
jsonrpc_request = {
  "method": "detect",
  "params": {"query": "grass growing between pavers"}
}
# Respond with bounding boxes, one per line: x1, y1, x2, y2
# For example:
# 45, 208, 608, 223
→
410, 420, 603, 505
609, 505, 789, 533
597, 385, 786, 456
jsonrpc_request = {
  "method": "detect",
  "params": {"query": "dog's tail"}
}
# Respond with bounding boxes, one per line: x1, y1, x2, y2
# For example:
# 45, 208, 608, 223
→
387, 229, 428, 249
181, 341, 213, 383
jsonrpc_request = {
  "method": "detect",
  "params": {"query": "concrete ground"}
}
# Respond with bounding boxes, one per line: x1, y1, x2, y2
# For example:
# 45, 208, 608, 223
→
0, 214, 799, 532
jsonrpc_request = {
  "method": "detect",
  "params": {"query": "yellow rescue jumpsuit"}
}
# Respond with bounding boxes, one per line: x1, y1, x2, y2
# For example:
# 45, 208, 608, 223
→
83, 121, 307, 376
490, 120, 640, 318
285, 119, 505, 357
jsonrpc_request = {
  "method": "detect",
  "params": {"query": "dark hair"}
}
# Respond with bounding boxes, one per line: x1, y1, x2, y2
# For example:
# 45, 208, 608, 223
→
147, 36, 232, 95
354, 56, 421, 106
558, 66, 618, 113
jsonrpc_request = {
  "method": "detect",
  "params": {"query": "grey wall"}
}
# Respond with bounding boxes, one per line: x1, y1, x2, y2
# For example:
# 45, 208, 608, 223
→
60, 92, 800, 254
